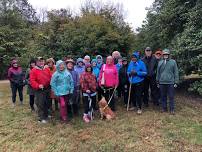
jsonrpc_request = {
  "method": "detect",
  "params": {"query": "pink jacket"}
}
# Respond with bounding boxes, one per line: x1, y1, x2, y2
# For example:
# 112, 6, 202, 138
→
99, 63, 119, 87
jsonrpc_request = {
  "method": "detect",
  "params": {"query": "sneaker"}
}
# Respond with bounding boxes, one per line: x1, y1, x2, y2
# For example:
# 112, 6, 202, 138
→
83, 115, 90, 123
12, 103, 16, 108
41, 120, 48, 124
137, 109, 142, 115
170, 110, 175, 115
38, 119, 48, 124
20, 101, 23, 105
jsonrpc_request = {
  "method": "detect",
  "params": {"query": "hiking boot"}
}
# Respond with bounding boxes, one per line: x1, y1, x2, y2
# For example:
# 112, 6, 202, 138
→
137, 109, 142, 115
83, 114, 90, 123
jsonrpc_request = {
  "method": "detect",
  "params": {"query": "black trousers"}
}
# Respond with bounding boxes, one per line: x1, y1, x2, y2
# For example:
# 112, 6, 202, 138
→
120, 83, 129, 105
35, 89, 50, 120
101, 87, 116, 111
29, 95, 35, 110
143, 77, 159, 106
131, 82, 144, 109
10, 82, 23, 103
83, 95, 96, 114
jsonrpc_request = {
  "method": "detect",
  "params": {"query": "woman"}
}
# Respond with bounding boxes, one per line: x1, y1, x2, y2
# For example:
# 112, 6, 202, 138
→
51, 60, 74, 122
66, 59, 80, 116
45, 58, 58, 112
8, 59, 24, 107
99, 56, 119, 111
25, 59, 36, 111
80, 64, 97, 123
119, 57, 129, 107
127, 52, 147, 114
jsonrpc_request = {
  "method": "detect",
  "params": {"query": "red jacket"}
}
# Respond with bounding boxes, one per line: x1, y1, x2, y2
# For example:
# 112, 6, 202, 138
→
30, 66, 51, 90
80, 72, 97, 93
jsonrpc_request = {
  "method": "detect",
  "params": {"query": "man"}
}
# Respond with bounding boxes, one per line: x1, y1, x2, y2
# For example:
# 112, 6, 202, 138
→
142, 47, 159, 107
156, 49, 179, 114
127, 52, 147, 114
112, 51, 121, 64
83, 55, 91, 65
30, 57, 52, 123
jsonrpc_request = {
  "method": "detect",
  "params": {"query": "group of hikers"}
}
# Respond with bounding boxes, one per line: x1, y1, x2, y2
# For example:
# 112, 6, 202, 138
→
7, 47, 179, 123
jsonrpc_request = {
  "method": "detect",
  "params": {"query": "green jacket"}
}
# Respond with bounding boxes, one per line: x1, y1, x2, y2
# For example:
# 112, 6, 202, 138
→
156, 59, 179, 84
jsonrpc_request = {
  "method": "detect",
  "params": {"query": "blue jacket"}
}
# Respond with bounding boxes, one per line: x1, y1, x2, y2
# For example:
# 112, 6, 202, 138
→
127, 52, 147, 84
92, 66, 100, 81
51, 60, 74, 96
116, 63, 122, 72
91, 59, 100, 81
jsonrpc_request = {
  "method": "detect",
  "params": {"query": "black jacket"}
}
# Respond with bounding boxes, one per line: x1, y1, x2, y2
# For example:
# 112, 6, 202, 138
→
119, 65, 129, 85
142, 55, 158, 78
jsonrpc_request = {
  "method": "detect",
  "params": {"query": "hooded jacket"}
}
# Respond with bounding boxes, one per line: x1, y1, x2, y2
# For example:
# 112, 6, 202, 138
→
99, 62, 119, 87
96, 55, 103, 69
127, 52, 147, 84
91, 59, 100, 81
8, 60, 24, 85
80, 64, 97, 93
74, 58, 85, 77
50, 60, 74, 96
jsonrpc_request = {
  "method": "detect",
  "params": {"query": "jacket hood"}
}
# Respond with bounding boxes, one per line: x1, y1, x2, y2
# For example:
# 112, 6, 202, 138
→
11, 59, 18, 65
96, 55, 103, 60
56, 60, 66, 72
132, 52, 140, 59
76, 58, 84, 65
91, 59, 97, 64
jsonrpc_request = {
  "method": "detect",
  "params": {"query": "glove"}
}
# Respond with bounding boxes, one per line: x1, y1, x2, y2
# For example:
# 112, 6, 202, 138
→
157, 82, 160, 88
131, 70, 137, 76
86, 90, 91, 94
174, 84, 177, 88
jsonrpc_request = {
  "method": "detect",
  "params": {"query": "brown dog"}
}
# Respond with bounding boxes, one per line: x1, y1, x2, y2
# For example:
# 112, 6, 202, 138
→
98, 97, 115, 120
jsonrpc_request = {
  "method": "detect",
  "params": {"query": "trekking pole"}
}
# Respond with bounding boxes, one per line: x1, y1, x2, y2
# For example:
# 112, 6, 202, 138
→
88, 94, 93, 120
127, 77, 132, 111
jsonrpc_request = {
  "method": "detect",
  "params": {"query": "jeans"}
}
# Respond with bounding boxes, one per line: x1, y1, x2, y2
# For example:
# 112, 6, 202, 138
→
159, 84, 175, 111
10, 82, 23, 103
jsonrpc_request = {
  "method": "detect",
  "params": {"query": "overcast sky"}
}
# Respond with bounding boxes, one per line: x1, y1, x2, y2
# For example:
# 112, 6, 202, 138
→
28, 0, 154, 30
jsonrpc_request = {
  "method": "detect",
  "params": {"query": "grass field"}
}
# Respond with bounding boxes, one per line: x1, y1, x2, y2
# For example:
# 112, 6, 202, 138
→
0, 81, 202, 152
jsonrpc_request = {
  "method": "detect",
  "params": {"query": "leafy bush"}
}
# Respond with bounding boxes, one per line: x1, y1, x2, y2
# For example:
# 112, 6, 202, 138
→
188, 80, 202, 96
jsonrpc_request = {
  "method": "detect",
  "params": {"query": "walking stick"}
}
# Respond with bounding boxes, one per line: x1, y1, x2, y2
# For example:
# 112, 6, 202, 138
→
127, 77, 132, 111
88, 94, 93, 120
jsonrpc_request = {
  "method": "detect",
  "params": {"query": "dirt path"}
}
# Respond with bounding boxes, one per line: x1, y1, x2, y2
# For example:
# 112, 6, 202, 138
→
0, 80, 9, 84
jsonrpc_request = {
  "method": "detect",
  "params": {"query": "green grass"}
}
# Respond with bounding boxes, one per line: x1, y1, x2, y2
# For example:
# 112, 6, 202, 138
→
0, 81, 202, 152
